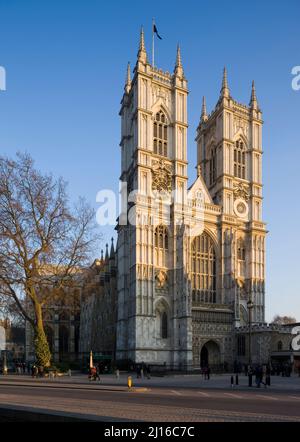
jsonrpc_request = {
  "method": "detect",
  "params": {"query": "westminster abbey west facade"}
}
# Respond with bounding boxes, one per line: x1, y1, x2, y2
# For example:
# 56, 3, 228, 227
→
116, 29, 266, 370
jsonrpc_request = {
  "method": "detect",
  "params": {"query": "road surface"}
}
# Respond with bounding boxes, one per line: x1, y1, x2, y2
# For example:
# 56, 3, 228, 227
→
0, 377, 300, 421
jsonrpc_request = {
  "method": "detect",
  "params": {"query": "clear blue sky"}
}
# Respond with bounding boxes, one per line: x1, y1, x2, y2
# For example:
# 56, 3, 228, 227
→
0, 0, 299, 322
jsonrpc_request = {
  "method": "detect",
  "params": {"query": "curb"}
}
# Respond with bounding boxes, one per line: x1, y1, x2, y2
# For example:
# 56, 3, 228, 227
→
0, 381, 150, 394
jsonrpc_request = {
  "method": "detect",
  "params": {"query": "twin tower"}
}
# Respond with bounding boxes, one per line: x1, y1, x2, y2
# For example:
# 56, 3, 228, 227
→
116, 29, 267, 370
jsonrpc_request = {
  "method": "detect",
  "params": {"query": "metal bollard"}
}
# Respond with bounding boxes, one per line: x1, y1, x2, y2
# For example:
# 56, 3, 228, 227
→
235, 374, 239, 385
231, 375, 234, 388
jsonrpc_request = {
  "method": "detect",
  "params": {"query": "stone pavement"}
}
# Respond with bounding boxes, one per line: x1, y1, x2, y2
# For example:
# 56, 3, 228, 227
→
0, 374, 300, 422
1, 394, 299, 422
1, 372, 299, 392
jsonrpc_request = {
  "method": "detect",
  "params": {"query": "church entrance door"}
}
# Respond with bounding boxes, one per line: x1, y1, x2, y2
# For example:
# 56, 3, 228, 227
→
200, 340, 221, 368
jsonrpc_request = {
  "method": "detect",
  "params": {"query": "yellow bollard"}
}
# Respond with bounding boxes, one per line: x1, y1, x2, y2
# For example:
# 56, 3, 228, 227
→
127, 375, 133, 390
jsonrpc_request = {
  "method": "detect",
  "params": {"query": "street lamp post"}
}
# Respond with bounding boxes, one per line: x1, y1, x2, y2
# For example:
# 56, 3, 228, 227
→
247, 299, 254, 366
247, 299, 254, 387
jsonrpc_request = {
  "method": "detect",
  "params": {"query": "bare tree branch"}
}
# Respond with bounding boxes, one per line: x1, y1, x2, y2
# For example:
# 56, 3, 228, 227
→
0, 153, 101, 364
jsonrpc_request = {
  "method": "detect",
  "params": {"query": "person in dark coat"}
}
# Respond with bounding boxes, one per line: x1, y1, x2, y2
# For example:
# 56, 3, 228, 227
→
207, 366, 211, 380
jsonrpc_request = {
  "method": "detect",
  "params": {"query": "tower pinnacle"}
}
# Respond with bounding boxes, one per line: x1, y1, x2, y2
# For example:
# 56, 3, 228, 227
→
220, 67, 230, 98
174, 44, 184, 77
176, 44, 182, 68
137, 27, 147, 63
110, 237, 115, 259
125, 62, 131, 94
201, 96, 208, 122
250, 80, 258, 110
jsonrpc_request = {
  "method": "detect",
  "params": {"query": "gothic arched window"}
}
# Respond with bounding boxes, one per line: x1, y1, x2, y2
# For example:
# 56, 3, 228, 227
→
277, 341, 283, 351
161, 312, 168, 339
153, 111, 168, 157
154, 225, 168, 249
237, 335, 246, 356
237, 238, 246, 278
191, 233, 217, 304
237, 238, 246, 261
59, 325, 69, 356
154, 225, 168, 267
234, 140, 246, 179
209, 147, 217, 185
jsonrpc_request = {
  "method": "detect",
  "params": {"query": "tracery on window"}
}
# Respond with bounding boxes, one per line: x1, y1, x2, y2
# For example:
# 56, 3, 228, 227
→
191, 233, 217, 304
153, 111, 168, 157
234, 140, 246, 179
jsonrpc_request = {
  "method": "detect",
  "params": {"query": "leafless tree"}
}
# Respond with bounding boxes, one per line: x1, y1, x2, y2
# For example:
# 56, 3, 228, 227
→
0, 153, 100, 366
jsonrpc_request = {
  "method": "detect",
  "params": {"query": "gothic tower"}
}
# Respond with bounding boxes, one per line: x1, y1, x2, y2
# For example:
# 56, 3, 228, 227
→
196, 69, 267, 326
116, 30, 192, 367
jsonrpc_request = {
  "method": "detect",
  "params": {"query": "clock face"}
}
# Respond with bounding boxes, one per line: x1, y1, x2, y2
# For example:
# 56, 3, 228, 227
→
234, 198, 249, 218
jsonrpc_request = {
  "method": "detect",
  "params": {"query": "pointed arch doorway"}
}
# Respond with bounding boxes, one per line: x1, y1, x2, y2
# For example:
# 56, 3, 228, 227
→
200, 340, 221, 367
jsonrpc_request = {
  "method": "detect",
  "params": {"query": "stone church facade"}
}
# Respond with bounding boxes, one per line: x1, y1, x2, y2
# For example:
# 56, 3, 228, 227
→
116, 29, 267, 370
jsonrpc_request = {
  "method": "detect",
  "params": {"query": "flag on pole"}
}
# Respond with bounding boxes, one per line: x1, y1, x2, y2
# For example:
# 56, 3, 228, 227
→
153, 24, 162, 40
152, 20, 162, 67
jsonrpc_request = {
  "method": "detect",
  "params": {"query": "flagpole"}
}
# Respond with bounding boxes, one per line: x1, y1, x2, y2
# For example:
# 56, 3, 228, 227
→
152, 18, 155, 67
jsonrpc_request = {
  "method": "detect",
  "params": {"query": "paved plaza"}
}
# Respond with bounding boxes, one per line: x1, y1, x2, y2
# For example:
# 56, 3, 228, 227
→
1, 372, 300, 391
0, 373, 299, 422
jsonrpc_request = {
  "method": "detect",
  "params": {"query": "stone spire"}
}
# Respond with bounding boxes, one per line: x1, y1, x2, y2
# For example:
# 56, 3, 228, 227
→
249, 80, 258, 110
110, 237, 115, 259
201, 96, 208, 122
100, 249, 104, 262
174, 44, 184, 77
137, 26, 147, 63
124, 62, 131, 94
220, 66, 230, 98
105, 243, 109, 261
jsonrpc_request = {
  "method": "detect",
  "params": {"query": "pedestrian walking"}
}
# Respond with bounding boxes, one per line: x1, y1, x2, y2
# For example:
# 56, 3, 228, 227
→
248, 365, 253, 387
262, 365, 267, 388
95, 364, 101, 381
255, 366, 261, 388
207, 366, 211, 380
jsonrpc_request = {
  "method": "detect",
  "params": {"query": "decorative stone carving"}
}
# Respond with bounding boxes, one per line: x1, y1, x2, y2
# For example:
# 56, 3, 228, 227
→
233, 182, 250, 201
233, 117, 249, 138
152, 85, 171, 108
155, 269, 168, 289
151, 159, 172, 194
234, 198, 249, 219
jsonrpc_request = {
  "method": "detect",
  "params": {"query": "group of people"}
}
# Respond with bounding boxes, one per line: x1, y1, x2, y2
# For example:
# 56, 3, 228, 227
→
247, 364, 271, 388
0, 360, 29, 375
89, 364, 101, 381
136, 363, 151, 379
271, 363, 293, 377
14, 362, 28, 374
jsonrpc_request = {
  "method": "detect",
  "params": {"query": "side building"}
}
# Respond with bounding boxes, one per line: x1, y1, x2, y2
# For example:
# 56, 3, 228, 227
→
79, 240, 117, 366
25, 242, 117, 367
